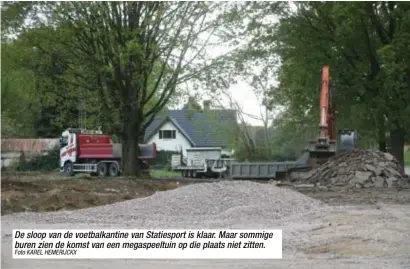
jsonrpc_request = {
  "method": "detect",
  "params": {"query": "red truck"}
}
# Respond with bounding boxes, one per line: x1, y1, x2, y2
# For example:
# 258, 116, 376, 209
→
59, 128, 156, 177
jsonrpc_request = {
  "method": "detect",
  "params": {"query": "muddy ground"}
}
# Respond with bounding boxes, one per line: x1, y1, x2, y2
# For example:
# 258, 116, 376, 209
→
2, 172, 410, 215
1, 172, 186, 215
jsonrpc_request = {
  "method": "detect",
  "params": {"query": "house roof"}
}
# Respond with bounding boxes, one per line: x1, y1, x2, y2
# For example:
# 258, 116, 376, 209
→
144, 109, 237, 147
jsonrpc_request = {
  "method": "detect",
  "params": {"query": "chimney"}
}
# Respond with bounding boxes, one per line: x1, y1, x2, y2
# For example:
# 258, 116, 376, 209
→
203, 100, 211, 110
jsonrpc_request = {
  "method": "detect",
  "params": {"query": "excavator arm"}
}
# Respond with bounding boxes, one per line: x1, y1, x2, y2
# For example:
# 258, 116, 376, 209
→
306, 65, 357, 167
306, 65, 337, 166
318, 65, 336, 142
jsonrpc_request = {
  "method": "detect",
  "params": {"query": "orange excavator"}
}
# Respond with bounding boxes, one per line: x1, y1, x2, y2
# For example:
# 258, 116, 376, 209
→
306, 65, 358, 167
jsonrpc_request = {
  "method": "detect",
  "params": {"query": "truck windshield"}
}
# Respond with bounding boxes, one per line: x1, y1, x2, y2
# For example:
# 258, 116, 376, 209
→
60, 136, 69, 148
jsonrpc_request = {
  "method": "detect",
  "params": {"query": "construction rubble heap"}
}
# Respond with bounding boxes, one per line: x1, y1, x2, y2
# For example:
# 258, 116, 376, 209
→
296, 150, 410, 189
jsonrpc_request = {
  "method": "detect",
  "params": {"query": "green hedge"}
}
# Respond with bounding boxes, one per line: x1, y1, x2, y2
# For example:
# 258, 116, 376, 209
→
17, 146, 60, 172
150, 150, 180, 170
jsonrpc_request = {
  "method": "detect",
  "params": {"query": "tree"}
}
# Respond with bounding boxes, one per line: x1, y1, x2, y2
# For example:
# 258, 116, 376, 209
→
1, 39, 37, 137
236, 2, 410, 172
32, 1, 226, 176
2, 2, 230, 176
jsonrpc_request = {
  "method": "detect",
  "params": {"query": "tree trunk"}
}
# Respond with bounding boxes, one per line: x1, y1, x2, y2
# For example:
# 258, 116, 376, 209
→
121, 111, 141, 177
378, 130, 387, 152
389, 126, 405, 175
377, 113, 386, 152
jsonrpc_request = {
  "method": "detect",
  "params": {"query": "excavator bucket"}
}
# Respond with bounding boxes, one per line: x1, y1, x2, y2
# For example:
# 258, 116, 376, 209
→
305, 138, 337, 168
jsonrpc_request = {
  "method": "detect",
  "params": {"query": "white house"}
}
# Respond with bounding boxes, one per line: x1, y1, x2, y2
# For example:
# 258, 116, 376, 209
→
145, 118, 192, 156
144, 108, 237, 158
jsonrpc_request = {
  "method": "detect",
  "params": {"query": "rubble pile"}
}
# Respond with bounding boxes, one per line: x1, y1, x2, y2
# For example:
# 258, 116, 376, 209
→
303, 150, 409, 189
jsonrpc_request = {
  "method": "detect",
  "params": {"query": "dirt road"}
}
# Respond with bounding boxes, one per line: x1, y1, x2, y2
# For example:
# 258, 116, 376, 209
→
2, 172, 410, 269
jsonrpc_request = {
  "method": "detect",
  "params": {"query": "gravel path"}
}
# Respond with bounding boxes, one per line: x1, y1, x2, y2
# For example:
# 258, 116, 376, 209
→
2, 181, 410, 269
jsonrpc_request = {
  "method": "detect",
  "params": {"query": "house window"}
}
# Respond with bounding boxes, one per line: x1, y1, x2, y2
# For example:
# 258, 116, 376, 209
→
159, 130, 176, 139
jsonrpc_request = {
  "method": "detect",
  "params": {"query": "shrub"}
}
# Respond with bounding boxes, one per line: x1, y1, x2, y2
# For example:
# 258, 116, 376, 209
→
17, 146, 60, 172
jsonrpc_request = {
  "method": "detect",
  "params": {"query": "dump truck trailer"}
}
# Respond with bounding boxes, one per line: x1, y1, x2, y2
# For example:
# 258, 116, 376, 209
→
229, 153, 309, 180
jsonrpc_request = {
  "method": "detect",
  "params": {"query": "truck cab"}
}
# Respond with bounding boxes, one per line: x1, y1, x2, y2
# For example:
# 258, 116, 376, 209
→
59, 129, 78, 173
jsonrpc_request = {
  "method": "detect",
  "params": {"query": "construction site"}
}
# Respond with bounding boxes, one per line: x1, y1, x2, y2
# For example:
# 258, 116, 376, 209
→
2, 153, 410, 268
2, 135, 410, 268
2, 56, 410, 269
2, 65, 410, 269
2, 1, 410, 268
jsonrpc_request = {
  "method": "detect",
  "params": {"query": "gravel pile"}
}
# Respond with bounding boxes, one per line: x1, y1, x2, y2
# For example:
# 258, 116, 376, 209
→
48, 181, 328, 229
300, 150, 409, 189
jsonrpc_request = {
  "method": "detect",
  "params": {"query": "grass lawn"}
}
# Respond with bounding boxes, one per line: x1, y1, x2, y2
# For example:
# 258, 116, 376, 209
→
405, 150, 410, 166
150, 169, 181, 179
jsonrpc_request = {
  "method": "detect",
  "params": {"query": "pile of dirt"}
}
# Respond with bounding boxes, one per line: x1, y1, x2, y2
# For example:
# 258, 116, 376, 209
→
301, 150, 410, 189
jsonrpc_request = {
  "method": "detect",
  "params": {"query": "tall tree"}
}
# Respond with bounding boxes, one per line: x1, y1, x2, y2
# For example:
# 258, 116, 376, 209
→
239, 2, 410, 171
39, 1, 226, 175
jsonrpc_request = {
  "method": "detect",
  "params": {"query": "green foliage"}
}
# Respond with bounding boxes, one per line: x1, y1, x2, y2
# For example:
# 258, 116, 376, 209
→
237, 2, 410, 162
16, 146, 60, 172
405, 151, 410, 166
150, 150, 179, 170
150, 169, 181, 179
1, 41, 37, 137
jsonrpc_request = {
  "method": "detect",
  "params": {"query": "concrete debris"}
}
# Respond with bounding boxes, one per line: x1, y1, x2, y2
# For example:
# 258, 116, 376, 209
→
302, 150, 409, 190
294, 184, 315, 188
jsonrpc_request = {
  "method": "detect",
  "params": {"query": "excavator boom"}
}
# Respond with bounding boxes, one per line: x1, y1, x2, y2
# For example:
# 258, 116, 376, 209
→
305, 65, 358, 167
306, 66, 337, 166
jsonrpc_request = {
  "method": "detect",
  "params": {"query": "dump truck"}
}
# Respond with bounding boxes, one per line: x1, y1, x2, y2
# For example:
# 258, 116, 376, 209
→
59, 128, 156, 177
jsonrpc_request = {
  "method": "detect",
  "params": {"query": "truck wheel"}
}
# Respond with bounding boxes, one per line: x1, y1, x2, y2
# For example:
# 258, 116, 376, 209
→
97, 163, 108, 177
63, 162, 74, 177
108, 162, 120, 177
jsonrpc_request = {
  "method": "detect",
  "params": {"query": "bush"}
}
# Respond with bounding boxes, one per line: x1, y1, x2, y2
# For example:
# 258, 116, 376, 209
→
17, 146, 60, 172
150, 150, 180, 170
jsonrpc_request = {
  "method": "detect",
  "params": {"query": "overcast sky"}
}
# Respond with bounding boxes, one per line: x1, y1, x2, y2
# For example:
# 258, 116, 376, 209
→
171, 2, 280, 127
